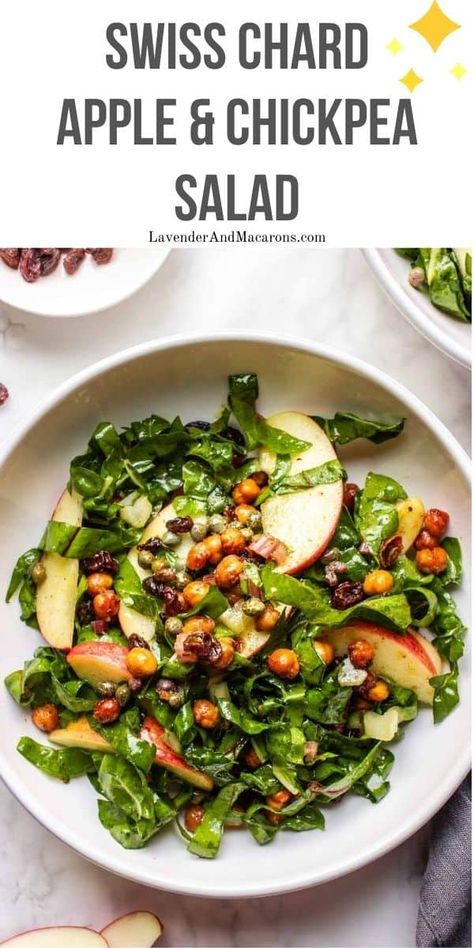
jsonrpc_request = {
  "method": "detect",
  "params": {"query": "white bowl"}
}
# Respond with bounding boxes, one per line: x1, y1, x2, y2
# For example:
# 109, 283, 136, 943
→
363, 249, 471, 370
0, 333, 470, 897
0, 249, 170, 318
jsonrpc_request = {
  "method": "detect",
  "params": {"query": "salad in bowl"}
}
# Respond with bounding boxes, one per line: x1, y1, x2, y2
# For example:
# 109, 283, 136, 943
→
5, 373, 466, 859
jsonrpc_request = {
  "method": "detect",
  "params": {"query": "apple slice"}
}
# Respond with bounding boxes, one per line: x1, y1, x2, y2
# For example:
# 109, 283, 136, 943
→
49, 716, 114, 753
393, 497, 425, 553
258, 412, 343, 575
220, 599, 285, 659
101, 912, 162, 947
119, 502, 207, 642
36, 488, 83, 649
141, 715, 214, 791
322, 620, 443, 704
1, 928, 107, 947
67, 641, 131, 687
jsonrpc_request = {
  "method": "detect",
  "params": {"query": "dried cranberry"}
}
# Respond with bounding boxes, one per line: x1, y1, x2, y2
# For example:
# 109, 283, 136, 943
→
324, 561, 347, 587
343, 483, 360, 513
39, 248, 61, 277
358, 542, 372, 558
186, 420, 211, 432
331, 581, 365, 610
222, 425, 245, 447
0, 383, 9, 406
0, 249, 20, 269
142, 576, 167, 599
91, 248, 113, 265
166, 516, 193, 534
162, 587, 186, 617
127, 633, 150, 651
128, 677, 143, 693
380, 535, 403, 569
19, 249, 42, 283
91, 619, 109, 635
137, 538, 163, 556
252, 471, 269, 487
82, 551, 118, 575
182, 631, 222, 665
156, 677, 180, 700
76, 600, 95, 624
356, 672, 377, 701
63, 249, 86, 275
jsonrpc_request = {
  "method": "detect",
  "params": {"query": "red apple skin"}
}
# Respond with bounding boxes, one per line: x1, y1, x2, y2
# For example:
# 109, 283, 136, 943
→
333, 621, 440, 675
67, 641, 131, 685
141, 716, 214, 791
285, 514, 341, 576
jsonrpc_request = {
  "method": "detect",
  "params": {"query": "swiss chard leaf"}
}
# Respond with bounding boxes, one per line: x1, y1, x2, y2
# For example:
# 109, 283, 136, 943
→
354, 473, 407, 557
228, 374, 310, 455
313, 412, 405, 446
17, 737, 95, 781
187, 781, 246, 858
98, 755, 155, 821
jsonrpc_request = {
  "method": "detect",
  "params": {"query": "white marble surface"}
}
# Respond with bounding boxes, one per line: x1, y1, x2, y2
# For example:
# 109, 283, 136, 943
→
0, 249, 470, 947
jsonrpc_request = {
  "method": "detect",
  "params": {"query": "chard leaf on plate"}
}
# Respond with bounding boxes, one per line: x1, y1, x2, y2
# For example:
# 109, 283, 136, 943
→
313, 412, 405, 446
17, 737, 96, 781
228, 373, 310, 454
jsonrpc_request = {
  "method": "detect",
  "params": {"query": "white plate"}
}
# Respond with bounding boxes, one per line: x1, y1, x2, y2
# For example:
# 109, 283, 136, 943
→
0, 249, 170, 318
0, 333, 470, 898
363, 249, 471, 370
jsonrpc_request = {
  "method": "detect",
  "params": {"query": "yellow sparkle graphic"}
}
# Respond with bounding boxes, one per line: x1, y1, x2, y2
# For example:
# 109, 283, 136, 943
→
400, 69, 424, 92
410, 1, 461, 53
387, 38, 403, 54
450, 62, 467, 79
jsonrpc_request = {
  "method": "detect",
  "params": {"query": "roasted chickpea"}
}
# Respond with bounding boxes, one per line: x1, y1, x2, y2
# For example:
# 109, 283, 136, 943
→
186, 542, 209, 572
343, 482, 360, 512
348, 639, 374, 669
313, 640, 335, 665
32, 704, 59, 733
415, 547, 448, 575
220, 526, 246, 555
235, 503, 256, 525
203, 533, 223, 565
252, 471, 268, 487
87, 572, 113, 596
256, 604, 280, 631
183, 580, 210, 608
267, 648, 300, 680
232, 478, 261, 506
367, 679, 390, 703
93, 589, 120, 620
182, 615, 215, 636
93, 697, 121, 724
126, 647, 158, 677
266, 810, 283, 826
266, 789, 292, 810
423, 508, 449, 539
215, 555, 244, 589
184, 803, 205, 833
415, 529, 437, 551
243, 746, 261, 769
363, 569, 394, 596
212, 637, 235, 670
193, 699, 220, 729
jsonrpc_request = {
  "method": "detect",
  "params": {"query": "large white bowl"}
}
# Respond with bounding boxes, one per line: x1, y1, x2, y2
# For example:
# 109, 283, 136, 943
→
0, 249, 170, 318
0, 334, 470, 898
363, 249, 471, 370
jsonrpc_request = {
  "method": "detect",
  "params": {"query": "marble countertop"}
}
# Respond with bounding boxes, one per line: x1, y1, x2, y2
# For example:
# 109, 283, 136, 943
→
0, 249, 470, 947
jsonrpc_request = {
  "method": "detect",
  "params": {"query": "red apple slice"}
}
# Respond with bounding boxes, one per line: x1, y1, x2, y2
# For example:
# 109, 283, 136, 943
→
119, 502, 207, 642
258, 412, 343, 574
49, 716, 114, 753
36, 488, 83, 649
141, 715, 214, 791
67, 641, 131, 687
101, 912, 162, 947
322, 620, 443, 704
1, 928, 108, 947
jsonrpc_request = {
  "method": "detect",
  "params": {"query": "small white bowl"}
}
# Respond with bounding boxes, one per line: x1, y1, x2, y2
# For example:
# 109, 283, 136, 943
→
0, 249, 170, 318
0, 333, 470, 897
363, 249, 471, 370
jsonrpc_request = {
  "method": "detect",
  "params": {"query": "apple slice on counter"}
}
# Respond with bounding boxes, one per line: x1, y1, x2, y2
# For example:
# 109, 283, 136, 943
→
322, 620, 443, 704
141, 715, 214, 791
1, 928, 108, 947
119, 502, 207, 642
67, 641, 131, 687
49, 716, 114, 754
101, 912, 163, 947
36, 488, 83, 650
258, 412, 343, 575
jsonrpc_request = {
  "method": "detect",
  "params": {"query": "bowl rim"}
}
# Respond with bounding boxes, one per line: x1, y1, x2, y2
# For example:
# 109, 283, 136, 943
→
0, 330, 470, 898
362, 248, 471, 371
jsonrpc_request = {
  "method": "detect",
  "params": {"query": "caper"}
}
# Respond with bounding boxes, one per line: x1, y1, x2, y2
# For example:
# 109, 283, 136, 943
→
174, 569, 191, 589
31, 562, 47, 586
190, 522, 208, 542
115, 682, 131, 707
137, 549, 154, 570
239, 527, 253, 541
162, 530, 181, 548
96, 680, 116, 698
168, 688, 185, 710
164, 616, 183, 636
242, 597, 266, 616
151, 559, 176, 583
208, 514, 227, 534
248, 511, 262, 531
